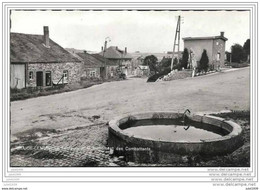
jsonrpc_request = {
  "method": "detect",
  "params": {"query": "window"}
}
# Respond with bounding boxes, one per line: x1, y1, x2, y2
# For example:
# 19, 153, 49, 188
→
29, 71, 33, 80
63, 70, 68, 80
90, 71, 96, 77
217, 53, 221, 61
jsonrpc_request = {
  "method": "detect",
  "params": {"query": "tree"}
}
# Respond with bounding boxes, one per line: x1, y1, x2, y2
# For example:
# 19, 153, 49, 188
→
181, 48, 189, 69
160, 57, 171, 70
225, 51, 231, 62
143, 55, 159, 74
199, 49, 209, 72
231, 44, 246, 63
243, 39, 250, 62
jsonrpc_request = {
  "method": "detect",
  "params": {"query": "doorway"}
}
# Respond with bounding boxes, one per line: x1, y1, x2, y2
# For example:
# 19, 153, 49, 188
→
45, 71, 51, 86
36, 71, 43, 86
100, 67, 106, 79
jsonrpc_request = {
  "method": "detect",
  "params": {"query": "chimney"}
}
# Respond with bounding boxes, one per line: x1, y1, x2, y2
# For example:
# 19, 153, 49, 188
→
43, 26, 49, 47
116, 46, 118, 50
84, 50, 87, 54
101, 46, 103, 51
220, 32, 224, 37
125, 47, 127, 54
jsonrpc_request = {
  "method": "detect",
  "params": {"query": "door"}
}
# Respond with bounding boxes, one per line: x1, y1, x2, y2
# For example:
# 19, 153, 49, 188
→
36, 71, 43, 86
45, 71, 51, 86
100, 67, 106, 79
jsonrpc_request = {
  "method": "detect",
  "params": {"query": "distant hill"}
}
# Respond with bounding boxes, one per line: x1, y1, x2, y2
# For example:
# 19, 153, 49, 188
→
129, 52, 171, 62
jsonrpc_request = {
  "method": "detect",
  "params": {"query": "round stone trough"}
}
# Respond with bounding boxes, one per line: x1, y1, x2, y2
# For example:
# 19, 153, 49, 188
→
108, 112, 243, 164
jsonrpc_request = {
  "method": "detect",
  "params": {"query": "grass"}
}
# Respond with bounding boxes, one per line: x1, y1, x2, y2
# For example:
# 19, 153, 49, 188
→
204, 110, 250, 167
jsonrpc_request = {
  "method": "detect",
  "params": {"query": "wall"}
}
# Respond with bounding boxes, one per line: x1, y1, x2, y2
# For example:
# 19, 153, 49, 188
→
184, 38, 226, 69
83, 67, 101, 79
212, 39, 226, 68
107, 65, 119, 77
184, 39, 213, 65
27, 62, 83, 87
10, 64, 26, 89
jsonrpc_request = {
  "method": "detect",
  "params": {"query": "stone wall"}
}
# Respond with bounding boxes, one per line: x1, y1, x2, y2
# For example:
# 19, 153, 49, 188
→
27, 62, 83, 87
83, 67, 101, 79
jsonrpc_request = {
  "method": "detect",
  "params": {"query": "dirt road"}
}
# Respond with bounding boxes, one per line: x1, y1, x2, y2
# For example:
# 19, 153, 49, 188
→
11, 67, 250, 135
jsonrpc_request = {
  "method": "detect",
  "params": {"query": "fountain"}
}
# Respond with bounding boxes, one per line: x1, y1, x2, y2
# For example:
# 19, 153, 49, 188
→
108, 111, 243, 164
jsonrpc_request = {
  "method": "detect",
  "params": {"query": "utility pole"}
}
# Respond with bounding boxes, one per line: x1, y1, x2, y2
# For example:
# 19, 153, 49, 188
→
171, 15, 181, 70
103, 37, 111, 79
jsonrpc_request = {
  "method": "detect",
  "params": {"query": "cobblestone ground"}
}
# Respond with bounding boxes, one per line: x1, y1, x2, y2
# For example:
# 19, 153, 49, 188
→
11, 123, 113, 167
10, 122, 184, 167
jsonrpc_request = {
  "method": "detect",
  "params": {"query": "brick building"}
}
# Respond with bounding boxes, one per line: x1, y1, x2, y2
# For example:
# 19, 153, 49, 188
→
10, 26, 82, 89
183, 32, 228, 69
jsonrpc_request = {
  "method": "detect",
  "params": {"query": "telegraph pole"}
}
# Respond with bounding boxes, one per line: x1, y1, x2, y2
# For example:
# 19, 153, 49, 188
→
171, 15, 181, 70
103, 37, 111, 79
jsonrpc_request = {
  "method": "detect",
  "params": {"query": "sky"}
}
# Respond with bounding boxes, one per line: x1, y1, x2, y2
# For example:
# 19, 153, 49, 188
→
11, 10, 250, 53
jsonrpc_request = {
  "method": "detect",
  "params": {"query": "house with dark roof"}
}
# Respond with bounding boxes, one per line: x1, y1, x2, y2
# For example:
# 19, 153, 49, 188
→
10, 26, 82, 89
76, 52, 106, 79
91, 53, 120, 78
99, 46, 132, 76
76, 51, 122, 79
183, 32, 228, 69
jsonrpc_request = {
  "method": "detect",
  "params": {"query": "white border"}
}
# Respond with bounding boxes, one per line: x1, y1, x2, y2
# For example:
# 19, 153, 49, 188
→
1, 2, 258, 184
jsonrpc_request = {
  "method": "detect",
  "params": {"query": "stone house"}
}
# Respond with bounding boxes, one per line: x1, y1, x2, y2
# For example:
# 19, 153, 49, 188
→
91, 54, 120, 78
10, 26, 82, 89
99, 46, 132, 76
183, 32, 228, 69
76, 52, 106, 79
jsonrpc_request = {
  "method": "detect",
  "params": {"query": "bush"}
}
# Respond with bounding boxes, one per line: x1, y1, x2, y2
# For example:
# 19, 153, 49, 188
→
143, 55, 159, 74
199, 49, 209, 72
147, 68, 171, 82
172, 63, 183, 71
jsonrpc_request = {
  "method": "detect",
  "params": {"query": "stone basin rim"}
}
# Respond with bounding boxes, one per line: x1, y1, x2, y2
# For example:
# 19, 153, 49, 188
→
108, 111, 243, 144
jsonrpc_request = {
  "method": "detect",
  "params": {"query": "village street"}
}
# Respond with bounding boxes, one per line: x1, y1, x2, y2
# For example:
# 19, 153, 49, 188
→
11, 67, 250, 136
